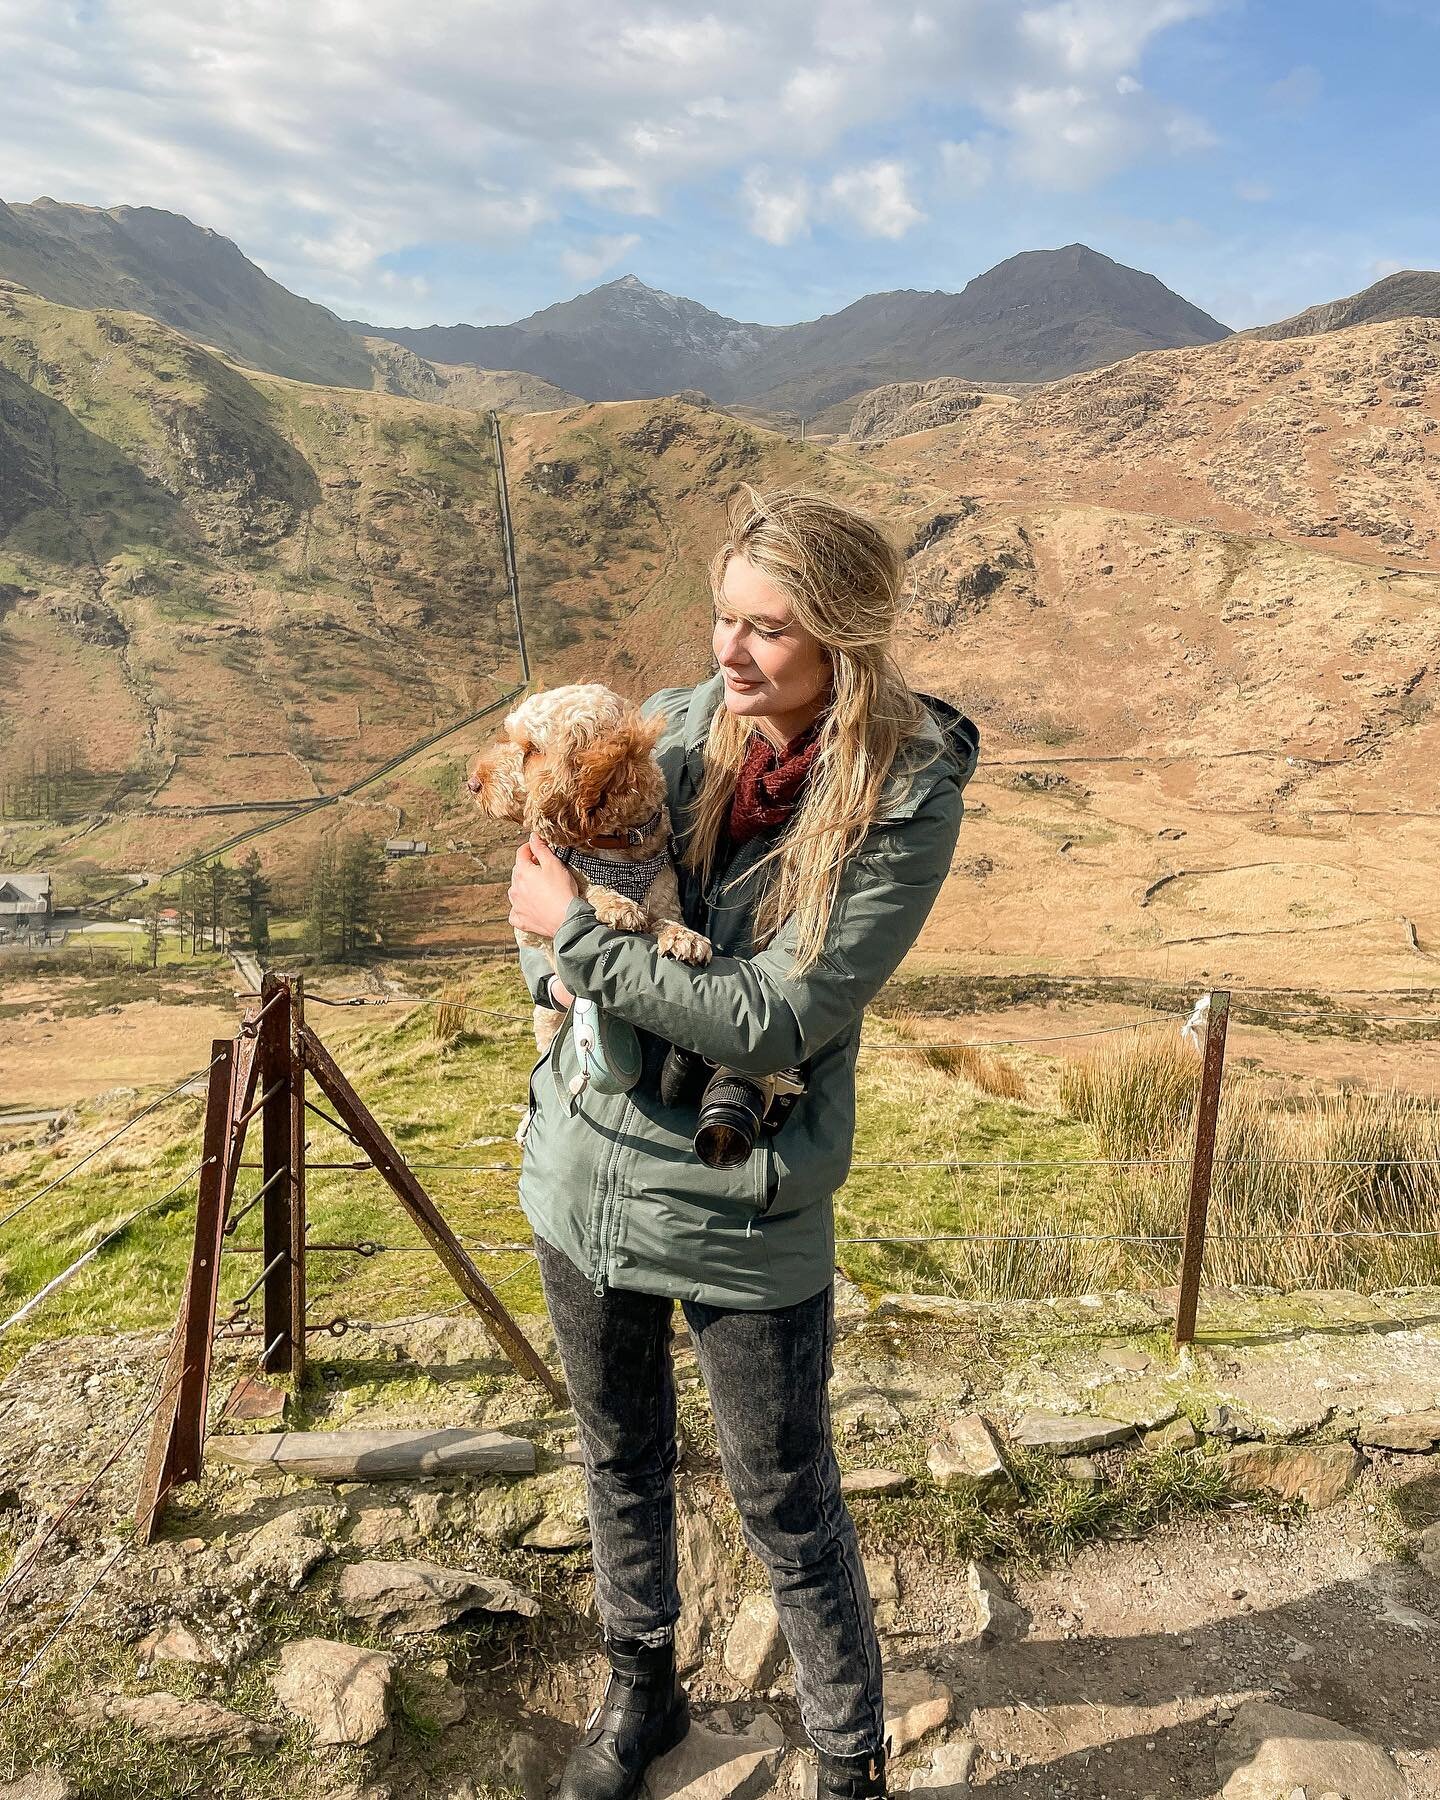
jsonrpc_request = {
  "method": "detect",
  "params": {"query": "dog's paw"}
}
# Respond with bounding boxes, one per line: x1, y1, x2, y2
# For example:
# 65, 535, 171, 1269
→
588, 886, 650, 933
657, 921, 713, 965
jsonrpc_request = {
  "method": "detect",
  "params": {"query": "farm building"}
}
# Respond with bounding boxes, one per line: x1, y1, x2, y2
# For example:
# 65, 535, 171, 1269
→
384, 839, 430, 859
0, 870, 52, 930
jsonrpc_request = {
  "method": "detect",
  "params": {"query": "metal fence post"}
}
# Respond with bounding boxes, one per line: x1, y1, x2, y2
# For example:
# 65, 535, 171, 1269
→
288, 974, 307, 1388
1174, 989, 1230, 1347
259, 972, 297, 1376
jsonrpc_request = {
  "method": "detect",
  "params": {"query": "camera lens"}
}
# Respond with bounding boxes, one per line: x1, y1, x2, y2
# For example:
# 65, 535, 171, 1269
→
694, 1073, 765, 1169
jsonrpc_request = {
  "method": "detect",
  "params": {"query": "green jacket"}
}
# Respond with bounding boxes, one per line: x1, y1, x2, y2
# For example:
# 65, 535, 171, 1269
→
516, 674, 977, 1308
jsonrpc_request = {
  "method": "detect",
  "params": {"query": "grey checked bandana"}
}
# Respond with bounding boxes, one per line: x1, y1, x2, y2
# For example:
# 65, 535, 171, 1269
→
557, 843, 673, 908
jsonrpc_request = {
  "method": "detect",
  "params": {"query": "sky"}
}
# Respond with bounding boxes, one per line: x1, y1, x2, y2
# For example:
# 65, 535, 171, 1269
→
2, 0, 1438, 332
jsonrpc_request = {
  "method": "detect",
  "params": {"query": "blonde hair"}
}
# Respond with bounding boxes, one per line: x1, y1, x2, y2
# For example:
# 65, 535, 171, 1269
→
682, 484, 932, 978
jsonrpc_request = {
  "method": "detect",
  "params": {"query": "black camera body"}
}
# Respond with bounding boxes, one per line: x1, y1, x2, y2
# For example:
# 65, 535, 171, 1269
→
659, 1045, 806, 1169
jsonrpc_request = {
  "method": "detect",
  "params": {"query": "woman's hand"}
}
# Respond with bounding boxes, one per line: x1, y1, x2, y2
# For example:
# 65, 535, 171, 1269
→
509, 834, 581, 939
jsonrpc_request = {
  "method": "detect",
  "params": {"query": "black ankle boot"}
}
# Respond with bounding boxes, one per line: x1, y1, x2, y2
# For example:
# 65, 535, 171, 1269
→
557, 1634, 690, 1800
816, 1743, 887, 1800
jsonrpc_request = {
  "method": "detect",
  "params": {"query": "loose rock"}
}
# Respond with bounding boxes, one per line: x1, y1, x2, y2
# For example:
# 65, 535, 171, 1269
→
907, 1739, 978, 1795
723, 1593, 788, 1689
135, 1619, 216, 1673
229, 1504, 338, 1592
1145, 1416, 1199, 1452
1215, 1700, 1407, 1799
883, 1669, 954, 1755
1223, 1443, 1363, 1509
840, 1468, 911, 1497
335, 1559, 539, 1636
0, 1774, 78, 1800
677, 1489, 736, 1672
1358, 1408, 1440, 1451
926, 1413, 1011, 1500
69, 1692, 279, 1753
501, 1729, 555, 1800
963, 1561, 1030, 1646
646, 1711, 786, 1800
864, 1553, 900, 1606
272, 1637, 395, 1746
1010, 1410, 1135, 1455
1056, 1454, 1102, 1489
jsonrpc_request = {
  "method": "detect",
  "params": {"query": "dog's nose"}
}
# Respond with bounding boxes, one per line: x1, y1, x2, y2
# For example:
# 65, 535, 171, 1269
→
466, 772, 483, 794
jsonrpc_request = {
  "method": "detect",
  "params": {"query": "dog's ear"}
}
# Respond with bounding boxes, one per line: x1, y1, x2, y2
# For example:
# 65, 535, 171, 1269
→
572, 712, 664, 826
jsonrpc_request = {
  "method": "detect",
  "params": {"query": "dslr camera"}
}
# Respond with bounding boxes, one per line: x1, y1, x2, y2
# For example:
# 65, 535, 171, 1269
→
659, 1044, 806, 1169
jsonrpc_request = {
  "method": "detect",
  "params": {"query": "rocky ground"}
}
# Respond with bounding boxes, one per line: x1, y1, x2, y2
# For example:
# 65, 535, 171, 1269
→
1, 1282, 1438, 1798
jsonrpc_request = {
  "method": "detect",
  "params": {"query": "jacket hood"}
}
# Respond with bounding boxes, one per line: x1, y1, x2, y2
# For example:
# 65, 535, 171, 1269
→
913, 689, 981, 792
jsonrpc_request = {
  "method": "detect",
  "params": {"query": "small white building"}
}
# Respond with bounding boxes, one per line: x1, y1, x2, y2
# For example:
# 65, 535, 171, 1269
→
384, 839, 430, 860
0, 871, 52, 930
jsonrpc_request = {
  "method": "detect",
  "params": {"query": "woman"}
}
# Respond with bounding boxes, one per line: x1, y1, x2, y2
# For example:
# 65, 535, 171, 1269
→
506, 485, 978, 1800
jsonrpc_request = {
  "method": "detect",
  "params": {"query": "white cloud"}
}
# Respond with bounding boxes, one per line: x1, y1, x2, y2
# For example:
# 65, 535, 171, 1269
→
825, 161, 924, 239
939, 137, 995, 193
0, 0, 1220, 308
560, 232, 642, 283
1234, 179, 1273, 204
741, 169, 812, 246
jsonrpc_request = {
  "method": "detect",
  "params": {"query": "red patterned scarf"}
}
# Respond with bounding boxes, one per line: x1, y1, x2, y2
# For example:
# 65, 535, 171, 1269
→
727, 712, 827, 846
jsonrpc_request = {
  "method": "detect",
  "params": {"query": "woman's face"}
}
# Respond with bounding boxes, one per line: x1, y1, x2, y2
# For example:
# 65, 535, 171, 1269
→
712, 553, 832, 737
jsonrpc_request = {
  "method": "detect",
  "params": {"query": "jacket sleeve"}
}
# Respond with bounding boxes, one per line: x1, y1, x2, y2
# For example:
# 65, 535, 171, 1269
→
551, 773, 964, 1076
518, 941, 559, 1007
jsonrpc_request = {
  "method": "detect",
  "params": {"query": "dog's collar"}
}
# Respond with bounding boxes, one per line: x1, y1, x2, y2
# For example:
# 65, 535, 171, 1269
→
554, 806, 665, 852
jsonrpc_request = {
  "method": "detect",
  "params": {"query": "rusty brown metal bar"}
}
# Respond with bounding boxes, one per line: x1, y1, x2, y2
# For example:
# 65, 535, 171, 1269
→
134, 1040, 236, 1544
300, 1022, 565, 1404
259, 973, 297, 1378
1174, 990, 1230, 1348
287, 976, 308, 1387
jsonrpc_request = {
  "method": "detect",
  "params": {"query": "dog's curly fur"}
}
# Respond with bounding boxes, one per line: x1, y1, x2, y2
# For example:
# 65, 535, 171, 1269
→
468, 684, 712, 1051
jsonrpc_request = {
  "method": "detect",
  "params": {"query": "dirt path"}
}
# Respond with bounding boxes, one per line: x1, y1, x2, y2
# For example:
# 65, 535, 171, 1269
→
912, 1466, 1439, 1795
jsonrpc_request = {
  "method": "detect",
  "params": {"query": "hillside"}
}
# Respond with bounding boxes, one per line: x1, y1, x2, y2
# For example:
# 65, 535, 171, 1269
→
841, 317, 1440, 989
1251, 269, 1440, 340
0, 281, 523, 896
362, 337, 579, 411
495, 325, 1440, 991
0, 197, 374, 388
4, 276, 1439, 991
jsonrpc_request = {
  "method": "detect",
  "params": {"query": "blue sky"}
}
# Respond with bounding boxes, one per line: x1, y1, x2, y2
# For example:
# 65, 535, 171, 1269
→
2, 0, 1437, 331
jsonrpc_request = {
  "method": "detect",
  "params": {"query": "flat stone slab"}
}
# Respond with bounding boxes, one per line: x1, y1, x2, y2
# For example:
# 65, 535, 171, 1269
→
841, 1467, 911, 1497
1224, 1442, 1363, 1509
68, 1692, 279, 1753
1358, 1407, 1440, 1451
1193, 1306, 1440, 1438
1009, 1410, 1135, 1455
208, 1427, 536, 1479
1216, 1700, 1407, 1799
336, 1558, 539, 1635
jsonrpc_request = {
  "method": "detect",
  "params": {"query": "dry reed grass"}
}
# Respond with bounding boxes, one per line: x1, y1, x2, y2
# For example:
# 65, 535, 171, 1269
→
884, 1008, 1027, 1101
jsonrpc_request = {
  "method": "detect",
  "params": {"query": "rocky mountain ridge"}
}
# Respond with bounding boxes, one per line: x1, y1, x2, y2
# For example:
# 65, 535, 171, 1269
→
353, 245, 1232, 413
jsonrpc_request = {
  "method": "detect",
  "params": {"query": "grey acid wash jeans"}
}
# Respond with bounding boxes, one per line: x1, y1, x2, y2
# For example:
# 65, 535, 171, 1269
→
534, 1233, 885, 1759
